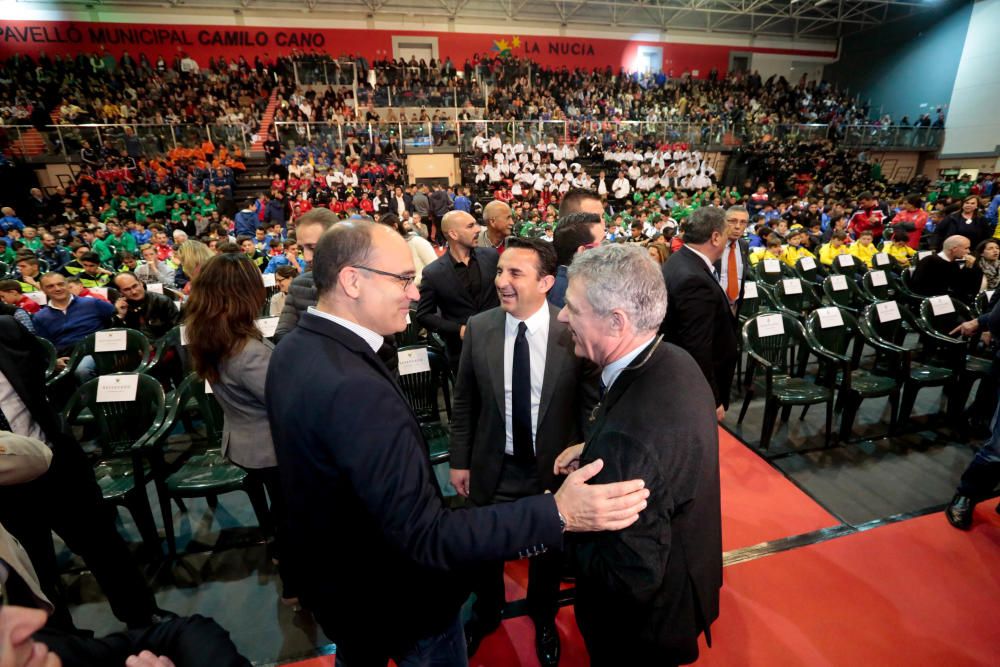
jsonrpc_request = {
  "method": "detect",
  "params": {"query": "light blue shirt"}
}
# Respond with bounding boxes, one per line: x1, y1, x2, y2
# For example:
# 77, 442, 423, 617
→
601, 335, 656, 391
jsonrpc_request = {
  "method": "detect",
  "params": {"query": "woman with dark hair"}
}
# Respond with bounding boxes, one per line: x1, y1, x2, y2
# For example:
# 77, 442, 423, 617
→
976, 238, 1000, 291
184, 252, 299, 607
935, 195, 990, 250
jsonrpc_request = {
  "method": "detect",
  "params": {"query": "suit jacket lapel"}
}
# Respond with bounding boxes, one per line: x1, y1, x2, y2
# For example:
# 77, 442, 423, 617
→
584, 337, 660, 454
536, 305, 567, 428
485, 309, 507, 418
476, 248, 494, 309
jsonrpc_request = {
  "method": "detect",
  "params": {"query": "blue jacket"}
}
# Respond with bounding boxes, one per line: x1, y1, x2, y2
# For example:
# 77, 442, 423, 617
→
0, 215, 24, 233
263, 255, 307, 274
33, 296, 116, 353
234, 209, 259, 237
453, 195, 472, 213
547, 265, 569, 308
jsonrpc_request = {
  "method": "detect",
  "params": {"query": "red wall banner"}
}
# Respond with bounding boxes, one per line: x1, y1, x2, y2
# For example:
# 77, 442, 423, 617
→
0, 21, 836, 76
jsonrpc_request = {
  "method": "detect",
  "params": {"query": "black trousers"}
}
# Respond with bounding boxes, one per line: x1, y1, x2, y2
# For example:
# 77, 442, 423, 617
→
35, 614, 251, 667
0, 439, 158, 630
244, 466, 300, 598
471, 455, 561, 627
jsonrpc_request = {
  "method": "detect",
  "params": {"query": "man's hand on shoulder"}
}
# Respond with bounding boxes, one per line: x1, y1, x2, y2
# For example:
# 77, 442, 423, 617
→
554, 459, 648, 532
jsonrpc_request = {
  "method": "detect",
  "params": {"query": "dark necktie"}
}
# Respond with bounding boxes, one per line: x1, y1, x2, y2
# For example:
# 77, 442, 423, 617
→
0, 403, 12, 432
512, 321, 534, 463
598, 379, 607, 401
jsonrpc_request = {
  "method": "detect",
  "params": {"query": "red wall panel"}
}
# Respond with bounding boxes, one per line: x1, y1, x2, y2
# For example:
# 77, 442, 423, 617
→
0, 21, 835, 76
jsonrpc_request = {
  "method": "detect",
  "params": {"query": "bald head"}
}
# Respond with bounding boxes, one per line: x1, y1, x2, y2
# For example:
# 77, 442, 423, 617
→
942, 235, 972, 260
483, 201, 514, 239
442, 210, 473, 234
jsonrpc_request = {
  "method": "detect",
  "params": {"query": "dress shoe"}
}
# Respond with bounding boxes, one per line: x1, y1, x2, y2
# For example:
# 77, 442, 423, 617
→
465, 618, 500, 658
945, 494, 974, 530
535, 620, 561, 667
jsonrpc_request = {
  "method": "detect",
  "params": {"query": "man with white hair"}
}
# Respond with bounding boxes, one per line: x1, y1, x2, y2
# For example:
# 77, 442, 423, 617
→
172, 229, 189, 247
554, 243, 722, 665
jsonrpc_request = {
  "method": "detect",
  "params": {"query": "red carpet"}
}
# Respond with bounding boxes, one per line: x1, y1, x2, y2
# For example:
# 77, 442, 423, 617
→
283, 506, 1000, 666
694, 505, 1000, 666
719, 428, 840, 552
281, 432, 995, 667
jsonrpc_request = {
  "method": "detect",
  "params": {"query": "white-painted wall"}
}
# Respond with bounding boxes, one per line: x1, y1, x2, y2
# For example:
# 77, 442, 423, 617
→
749, 53, 828, 82
941, 0, 1000, 157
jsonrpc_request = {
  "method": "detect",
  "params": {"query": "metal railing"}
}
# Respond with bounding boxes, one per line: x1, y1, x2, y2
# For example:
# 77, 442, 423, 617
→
0, 122, 255, 163
270, 120, 944, 153
0, 119, 945, 165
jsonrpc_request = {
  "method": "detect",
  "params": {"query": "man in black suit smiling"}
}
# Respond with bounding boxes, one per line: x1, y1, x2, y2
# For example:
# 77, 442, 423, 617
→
416, 210, 500, 372
450, 237, 598, 663
660, 206, 739, 420
267, 220, 651, 666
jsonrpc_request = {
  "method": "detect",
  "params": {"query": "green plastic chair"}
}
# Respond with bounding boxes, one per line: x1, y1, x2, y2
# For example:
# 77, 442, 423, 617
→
974, 289, 996, 316
794, 255, 824, 285
859, 269, 897, 304
36, 336, 59, 384
822, 273, 866, 313
753, 258, 793, 286
805, 308, 899, 441
917, 295, 993, 422
893, 269, 927, 308
62, 372, 168, 557
147, 373, 273, 558
736, 312, 836, 450
397, 345, 453, 464
771, 277, 821, 320
395, 309, 426, 347
858, 300, 960, 427
830, 253, 867, 279
49, 328, 154, 385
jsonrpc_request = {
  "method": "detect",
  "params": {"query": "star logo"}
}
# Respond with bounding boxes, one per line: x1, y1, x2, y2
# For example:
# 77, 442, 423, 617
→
491, 35, 519, 57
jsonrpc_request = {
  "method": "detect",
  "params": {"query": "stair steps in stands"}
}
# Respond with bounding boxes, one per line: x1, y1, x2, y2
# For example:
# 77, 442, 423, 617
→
250, 91, 281, 157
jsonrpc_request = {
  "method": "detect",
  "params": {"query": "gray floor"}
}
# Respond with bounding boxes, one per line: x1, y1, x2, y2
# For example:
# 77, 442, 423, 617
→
62, 353, 987, 665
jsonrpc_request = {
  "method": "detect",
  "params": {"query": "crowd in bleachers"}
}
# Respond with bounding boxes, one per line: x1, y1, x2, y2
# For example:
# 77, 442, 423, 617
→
0, 49, 288, 128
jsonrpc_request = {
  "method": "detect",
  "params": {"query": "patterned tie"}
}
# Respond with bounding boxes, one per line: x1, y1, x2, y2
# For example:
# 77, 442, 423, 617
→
512, 322, 534, 463
727, 241, 739, 302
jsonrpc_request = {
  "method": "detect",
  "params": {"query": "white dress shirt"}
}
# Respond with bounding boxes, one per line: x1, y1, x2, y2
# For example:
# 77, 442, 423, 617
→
685, 245, 717, 273
718, 240, 745, 302
307, 306, 384, 353
601, 335, 656, 392
503, 304, 549, 456
0, 370, 49, 445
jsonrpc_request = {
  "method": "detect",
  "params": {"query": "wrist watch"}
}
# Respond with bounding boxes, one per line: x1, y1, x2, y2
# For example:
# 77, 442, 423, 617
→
557, 510, 567, 533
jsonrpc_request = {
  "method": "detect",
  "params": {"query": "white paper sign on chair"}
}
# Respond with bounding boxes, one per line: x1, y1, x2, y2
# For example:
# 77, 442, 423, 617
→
874, 253, 890, 267
876, 301, 901, 323
799, 257, 817, 271
817, 307, 845, 329
96, 374, 139, 403
255, 317, 280, 338
918, 251, 932, 261
261, 273, 276, 288
757, 314, 785, 338
398, 347, 431, 376
838, 254, 854, 268
743, 282, 759, 299
830, 275, 848, 292
763, 259, 781, 274
147, 283, 164, 294
179, 325, 189, 346
870, 270, 888, 287
929, 295, 955, 316
94, 330, 128, 352
782, 278, 803, 295
25, 292, 47, 306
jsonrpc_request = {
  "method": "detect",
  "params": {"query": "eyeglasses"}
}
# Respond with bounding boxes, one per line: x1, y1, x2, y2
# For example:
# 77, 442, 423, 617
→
353, 265, 416, 291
